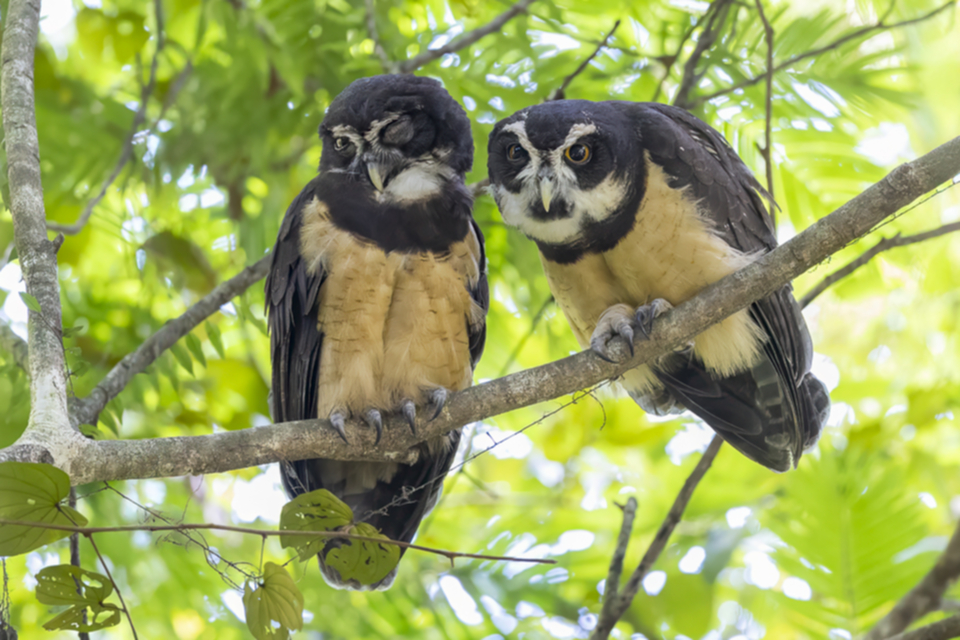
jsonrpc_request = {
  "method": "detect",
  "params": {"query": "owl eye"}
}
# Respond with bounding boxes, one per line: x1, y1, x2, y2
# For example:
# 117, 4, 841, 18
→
334, 137, 351, 152
506, 143, 528, 163
565, 143, 591, 165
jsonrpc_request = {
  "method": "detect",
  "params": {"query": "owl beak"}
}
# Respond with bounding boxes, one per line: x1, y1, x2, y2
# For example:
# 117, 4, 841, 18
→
367, 164, 385, 192
539, 179, 554, 213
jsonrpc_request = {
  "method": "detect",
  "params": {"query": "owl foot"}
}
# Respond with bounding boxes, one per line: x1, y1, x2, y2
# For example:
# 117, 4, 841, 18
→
400, 399, 417, 436
363, 408, 384, 445
427, 387, 448, 421
329, 411, 349, 444
634, 298, 674, 339
591, 304, 636, 363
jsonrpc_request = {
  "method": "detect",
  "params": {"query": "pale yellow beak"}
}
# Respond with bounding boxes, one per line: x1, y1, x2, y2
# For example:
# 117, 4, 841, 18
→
367, 164, 385, 192
540, 179, 554, 213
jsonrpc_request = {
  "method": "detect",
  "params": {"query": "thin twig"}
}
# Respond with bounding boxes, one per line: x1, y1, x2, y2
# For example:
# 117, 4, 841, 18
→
68, 489, 90, 640
689, 0, 955, 109
885, 614, 960, 640
0, 518, 557, 566
84, 534, 138, 640
601, 497, 638, 605
651, 19, 699, 103
865, 521, 960, 639
548, 20, 621, 101
754, 0, 775, 209
592, 437, 723, 639
397, 0, 537, 73
47, 0, 166, 236
800, 221, 960, 308
364, 0, 393, 72
71, 254, 271, 427
673, 0, 736, 110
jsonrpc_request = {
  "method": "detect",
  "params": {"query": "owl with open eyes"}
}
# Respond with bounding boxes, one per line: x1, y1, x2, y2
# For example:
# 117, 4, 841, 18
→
265, 75, 488, 589
487, 100, 829, 471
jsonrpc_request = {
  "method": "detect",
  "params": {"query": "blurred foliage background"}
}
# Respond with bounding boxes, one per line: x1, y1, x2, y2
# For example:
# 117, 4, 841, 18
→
1, 0, 960, 638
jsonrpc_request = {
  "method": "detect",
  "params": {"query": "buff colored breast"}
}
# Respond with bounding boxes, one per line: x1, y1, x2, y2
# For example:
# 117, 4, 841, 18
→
542, 157, 765, 396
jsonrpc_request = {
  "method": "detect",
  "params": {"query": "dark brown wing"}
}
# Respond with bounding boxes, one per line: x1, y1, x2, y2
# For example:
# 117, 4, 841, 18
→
467, 217, 490, 370
264, 178, 326, 494
632, 102, 828, 470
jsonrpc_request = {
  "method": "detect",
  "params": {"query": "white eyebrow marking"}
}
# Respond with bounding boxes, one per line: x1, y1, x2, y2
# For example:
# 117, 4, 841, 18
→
364, 112, 401, 142
328, 125, 364, 149
502, 121, 541, 183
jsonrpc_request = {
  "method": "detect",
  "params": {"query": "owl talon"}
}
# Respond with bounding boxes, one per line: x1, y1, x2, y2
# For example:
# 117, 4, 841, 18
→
634, 298, 674, 340
427, 388, 448, 422
591, 304, 637, 363
401, 399, 417, 435
330, 411, 349, 444
364, 408, 383, 445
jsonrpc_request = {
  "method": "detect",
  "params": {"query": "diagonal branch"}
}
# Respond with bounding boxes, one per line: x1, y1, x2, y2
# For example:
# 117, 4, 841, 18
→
2, 134, 959, 484
396, 0, 537, 74
47, 0, 166, 236
865, 521, 960, 640
548, 19, 621, 101
689, 0, 955, 109
0, 323, 28, 373
591, 437, 722, 639
885, 615, 960, 640
800, 220, 960, 308
364, 0, 393, 72
71, 254, 272, 427
673, 0, 736, 110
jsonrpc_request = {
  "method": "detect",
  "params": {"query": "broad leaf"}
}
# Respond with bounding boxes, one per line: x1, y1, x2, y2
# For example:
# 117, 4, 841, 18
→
0, 462, 87, 556
36, 565, 122, 632
279, 488, 353, 561
324, 523, 401, 587
242, 562, 304, 640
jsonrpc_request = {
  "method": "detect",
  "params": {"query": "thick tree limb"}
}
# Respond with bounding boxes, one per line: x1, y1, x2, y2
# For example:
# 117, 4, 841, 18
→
2, 0, 76, 452
396, 0, 536, 73
0, 135, 958, 483
0, 324, 28, 372
885, 615, 960, 640
689, 1, 955, 109
71, 254, 272, 427
801, 220, 960, 308
865, 522, 960, 640
46, 0, 166, 236
591, 437, 722, 640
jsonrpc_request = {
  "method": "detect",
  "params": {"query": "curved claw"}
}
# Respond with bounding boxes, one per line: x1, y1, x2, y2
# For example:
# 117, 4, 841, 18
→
590, 336, 618, 363
427, 388, 448, 422
401, 399, 417, 436
635, 298, 674, 340
364, 408, 384, 445
330, 411, 349, 444
591, 304, 637, 363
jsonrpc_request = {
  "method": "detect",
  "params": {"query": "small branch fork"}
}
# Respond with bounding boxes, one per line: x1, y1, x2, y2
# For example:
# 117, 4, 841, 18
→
47, 0, 167, 236
672, 0, 736, 110
548, 19, 622, 101
591, 437, 722, 640
0, 518, 555, 567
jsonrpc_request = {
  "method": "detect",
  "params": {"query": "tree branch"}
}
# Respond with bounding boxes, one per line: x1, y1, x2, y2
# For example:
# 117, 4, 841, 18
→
2, 0, 75, 448
865, 521, 960, 640
591, 437, 722, 639
364, 0, 393, 72
396, 0, 537, 74
885, 615, 960, 640
46, 0, 166, 236
0, 518, 556, 566
754, 0, 775, 207
0, 135, 957, 483
71, 254, 272, 427
689, 0, 955, 109
601, 497, 637, 606
673, 0, 736, 110
547, 19, 621, 101
800, 220, 960, 308
0, 324, 28, 373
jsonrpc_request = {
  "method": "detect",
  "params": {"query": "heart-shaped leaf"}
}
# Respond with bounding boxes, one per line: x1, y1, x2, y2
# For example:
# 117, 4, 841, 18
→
324, 522, 401, 587
279, 489, 353, 562
0, 462, 87, 556
242, 562, 304, 640
36, 564, 122, 632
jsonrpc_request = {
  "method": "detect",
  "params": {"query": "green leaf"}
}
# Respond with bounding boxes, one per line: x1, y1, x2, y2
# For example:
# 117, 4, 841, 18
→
0, 462, 87, 556
19, 292, 41, 314
79, 424, 101, 439
279, 489, 353, 561
169, 342, 194, 375
242, 562, 304, 640
324, 523, 401, 587
98, 408, 120, 437
36, 565, 122, 632
185, 332, 207, 368
205, 321, 226, 359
